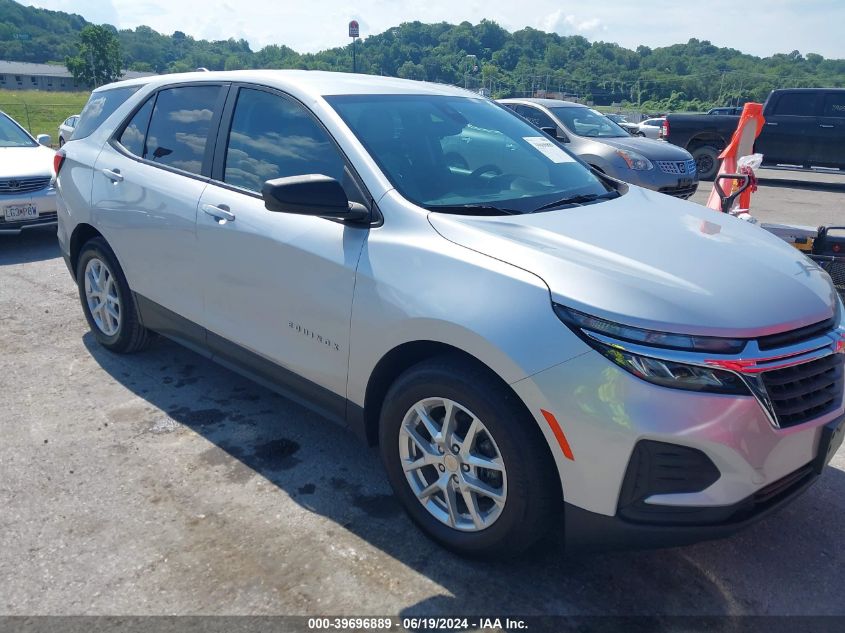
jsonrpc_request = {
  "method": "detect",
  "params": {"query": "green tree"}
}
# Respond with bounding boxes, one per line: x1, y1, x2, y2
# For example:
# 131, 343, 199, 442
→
66, 24, 122, 88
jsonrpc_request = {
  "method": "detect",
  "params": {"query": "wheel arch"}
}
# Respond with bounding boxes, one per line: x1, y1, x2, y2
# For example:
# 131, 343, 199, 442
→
69, 223, 105, 274
361, 341, 559, 479
686, 133, 728, 153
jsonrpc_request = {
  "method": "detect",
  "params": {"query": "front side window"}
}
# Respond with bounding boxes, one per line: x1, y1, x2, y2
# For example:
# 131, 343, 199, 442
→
0, 113, 36, 148
328, 94, 611, 214
549, 106, 628, 138
773, 93, 817, 117
223, 88, 346, 193
145, 85, 221, 175
516, 105, 556, 131
75, 85, 140, 140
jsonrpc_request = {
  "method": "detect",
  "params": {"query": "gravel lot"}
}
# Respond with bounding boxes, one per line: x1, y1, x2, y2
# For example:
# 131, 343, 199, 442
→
1, 170, 844, 618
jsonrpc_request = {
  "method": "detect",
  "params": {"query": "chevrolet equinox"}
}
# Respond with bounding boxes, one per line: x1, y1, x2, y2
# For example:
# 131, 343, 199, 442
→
55, 71, 845, 557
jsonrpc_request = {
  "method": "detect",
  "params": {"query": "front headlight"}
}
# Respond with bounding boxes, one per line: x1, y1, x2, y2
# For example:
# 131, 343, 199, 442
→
555, 305, 749, 395
615, 149, 653, 171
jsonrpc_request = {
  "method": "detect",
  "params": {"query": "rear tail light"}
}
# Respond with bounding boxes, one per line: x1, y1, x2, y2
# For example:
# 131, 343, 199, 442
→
661, 119, 670, 139
53, 150, 66, 176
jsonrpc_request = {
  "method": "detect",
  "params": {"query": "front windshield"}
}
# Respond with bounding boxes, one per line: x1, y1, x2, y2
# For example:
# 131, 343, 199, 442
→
550, 107, 629, 138
0, 114, 37, 148
327, 94, 613, 214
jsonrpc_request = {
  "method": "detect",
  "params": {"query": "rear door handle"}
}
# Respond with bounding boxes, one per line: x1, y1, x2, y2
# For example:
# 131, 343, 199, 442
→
819, 124, 835, 128
202, 203, 236, 222
101, 168, 123, 182
765, 122, 779, 126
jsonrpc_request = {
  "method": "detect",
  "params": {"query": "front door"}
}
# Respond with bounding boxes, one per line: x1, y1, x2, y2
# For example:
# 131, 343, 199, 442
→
196, 86, 370, 416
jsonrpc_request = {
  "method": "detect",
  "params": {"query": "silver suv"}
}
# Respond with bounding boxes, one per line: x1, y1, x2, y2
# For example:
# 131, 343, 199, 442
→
56, 71, 844, 557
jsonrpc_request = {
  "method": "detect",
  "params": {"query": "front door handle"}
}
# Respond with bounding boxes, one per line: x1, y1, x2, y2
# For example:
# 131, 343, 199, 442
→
819, 124, 835, 129
101, 168, 124, 182
765, 121, 779, 126
202, 203, 236, 222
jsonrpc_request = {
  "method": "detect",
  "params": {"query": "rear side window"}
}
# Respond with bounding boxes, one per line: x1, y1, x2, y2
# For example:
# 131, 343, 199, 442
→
118, 96, 155, 158
74, 85, 140, 140
772, 93, 818, 116
823, 93, 845, 118
144, 85, 221, 175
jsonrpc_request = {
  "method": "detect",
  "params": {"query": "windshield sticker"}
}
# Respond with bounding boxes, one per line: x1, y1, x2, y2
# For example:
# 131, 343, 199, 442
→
523, 136, 574, 163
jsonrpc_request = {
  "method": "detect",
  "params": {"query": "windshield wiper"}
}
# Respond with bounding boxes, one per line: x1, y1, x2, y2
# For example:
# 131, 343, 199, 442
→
530, 190, 620, 214
426, 204, 519, 216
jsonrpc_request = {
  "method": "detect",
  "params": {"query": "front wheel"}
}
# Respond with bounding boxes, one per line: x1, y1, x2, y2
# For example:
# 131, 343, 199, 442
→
379, 356, 559, 558
76, 237, 151, 353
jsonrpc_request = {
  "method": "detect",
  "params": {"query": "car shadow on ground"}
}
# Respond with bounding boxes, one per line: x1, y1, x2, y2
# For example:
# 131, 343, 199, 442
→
0, 227, 60, 266
83, 332, 845, 618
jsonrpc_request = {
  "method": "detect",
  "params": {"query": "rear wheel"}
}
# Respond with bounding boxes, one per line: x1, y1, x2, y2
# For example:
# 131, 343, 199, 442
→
58, 137, 65, 147
379, 356, 559, 558
691, 145, 721, 180
76, 237, 151, 353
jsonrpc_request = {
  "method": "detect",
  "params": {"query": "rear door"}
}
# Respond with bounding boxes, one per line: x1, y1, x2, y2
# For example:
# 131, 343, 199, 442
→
811, 91, 845, 169
91, 83, 227, 325
756, 91, 819, 166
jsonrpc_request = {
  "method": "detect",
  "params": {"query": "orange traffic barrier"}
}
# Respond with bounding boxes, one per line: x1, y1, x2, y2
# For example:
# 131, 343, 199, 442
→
706, 103, 766, 212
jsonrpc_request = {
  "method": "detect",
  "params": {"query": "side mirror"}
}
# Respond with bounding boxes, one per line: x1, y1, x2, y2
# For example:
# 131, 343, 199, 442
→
262, 174, 369, 222
37, 134, 51, 146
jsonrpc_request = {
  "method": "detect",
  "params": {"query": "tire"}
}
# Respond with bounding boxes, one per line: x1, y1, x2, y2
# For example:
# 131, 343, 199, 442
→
58, 137, 65, 147
691, 145, 721, 181
379, 356, 559, 558
76, 236, 151, 354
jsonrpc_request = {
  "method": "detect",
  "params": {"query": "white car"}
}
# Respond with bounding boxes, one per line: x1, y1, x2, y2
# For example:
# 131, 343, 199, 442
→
58, 114, 80, 146
637, 117, 665, 139
0, 111, 57, 235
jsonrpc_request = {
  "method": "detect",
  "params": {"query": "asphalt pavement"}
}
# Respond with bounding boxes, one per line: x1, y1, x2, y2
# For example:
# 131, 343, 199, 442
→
1, 171, 844, 618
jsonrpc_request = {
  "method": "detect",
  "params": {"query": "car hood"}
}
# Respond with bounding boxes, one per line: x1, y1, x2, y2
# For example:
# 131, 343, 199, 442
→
590, 136, 692, 160
428, 187, 837, 337
0, 145, 55, 178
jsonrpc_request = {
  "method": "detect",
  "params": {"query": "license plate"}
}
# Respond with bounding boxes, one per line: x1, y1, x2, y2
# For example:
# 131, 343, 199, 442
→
814, 415, 845, 474
3, 204, 38, 221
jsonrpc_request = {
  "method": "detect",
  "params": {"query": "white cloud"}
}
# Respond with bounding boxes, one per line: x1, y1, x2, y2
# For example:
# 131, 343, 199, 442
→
540, 10, 603, 35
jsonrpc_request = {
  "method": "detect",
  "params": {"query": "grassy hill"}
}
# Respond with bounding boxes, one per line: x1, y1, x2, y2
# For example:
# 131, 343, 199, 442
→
1, 0, 843, 111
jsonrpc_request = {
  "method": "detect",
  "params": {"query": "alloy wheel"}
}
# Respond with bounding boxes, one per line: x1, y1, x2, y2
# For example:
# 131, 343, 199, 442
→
84, 257, 121, 336
398, 397, 507, 532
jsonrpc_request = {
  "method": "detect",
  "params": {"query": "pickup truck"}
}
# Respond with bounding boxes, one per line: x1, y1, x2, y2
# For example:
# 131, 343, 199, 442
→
661, 88, 845, 179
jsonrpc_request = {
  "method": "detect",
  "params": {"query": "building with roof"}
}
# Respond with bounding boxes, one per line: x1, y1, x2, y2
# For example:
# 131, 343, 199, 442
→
0, 61, 155, 91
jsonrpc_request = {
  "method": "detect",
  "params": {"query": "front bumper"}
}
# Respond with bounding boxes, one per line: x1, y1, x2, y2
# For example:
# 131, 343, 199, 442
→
512, 346, 844, 548
566, 413, 843, 550
610, 163, 699, 199
0, 186, 58, 235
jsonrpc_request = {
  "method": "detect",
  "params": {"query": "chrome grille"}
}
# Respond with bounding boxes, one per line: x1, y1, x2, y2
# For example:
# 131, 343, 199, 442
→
0, 176, 52, 195
656, 159, 697, 175
761, 354, 844, 428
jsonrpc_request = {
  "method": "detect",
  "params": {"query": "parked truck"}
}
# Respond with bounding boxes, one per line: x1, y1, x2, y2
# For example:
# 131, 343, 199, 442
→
661, 88, 845, 179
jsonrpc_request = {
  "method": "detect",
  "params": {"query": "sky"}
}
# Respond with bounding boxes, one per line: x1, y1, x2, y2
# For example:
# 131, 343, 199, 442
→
24, 0, 845, 59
